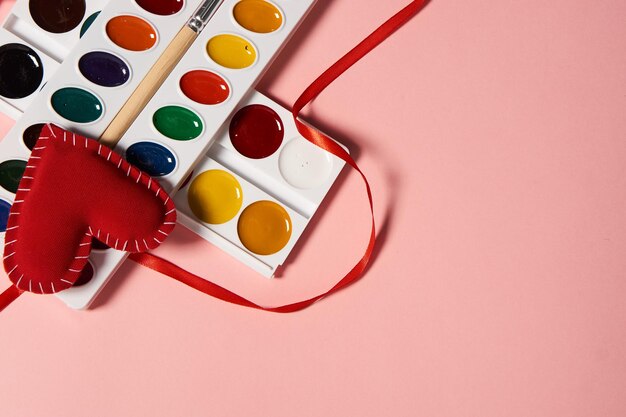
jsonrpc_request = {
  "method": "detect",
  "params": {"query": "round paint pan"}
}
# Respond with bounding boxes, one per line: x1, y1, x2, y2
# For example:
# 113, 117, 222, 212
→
0, 43, 44, 100
50, 87, 104, 124
206, 34, 257, 70
0, 199, 11, 232
229, 104, 284, 159
0, 159, 27, 194
179, 69, 230, 105
237, 200, 292, 255
279, 137, 334, 189
29, 0, 86, 34
233, 0, 284, 34
135, 0, 184, 16
187, 169, 243, 224
72, 260, 95, 287
106, 15, 158, 52
125, 141, 177, 177
78, 51, 131, 88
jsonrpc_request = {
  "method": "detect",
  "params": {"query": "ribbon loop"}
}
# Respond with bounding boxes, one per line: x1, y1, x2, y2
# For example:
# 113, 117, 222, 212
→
132, 0, 430, 312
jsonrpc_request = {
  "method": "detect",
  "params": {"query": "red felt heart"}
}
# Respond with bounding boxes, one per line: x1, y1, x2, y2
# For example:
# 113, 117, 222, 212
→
3, 125, 176, 294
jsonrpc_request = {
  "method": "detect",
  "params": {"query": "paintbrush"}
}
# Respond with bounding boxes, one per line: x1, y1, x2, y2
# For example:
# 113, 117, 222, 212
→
99, 0, 224, 147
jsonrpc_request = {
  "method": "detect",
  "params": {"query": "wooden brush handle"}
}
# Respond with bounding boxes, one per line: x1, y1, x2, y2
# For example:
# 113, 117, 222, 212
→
99, 26, 198, 148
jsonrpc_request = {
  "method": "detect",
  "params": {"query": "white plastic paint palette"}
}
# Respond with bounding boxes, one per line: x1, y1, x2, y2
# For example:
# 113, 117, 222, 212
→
0, 0, 344, 309
0, 0, 108, 119
173, 92, 346, 277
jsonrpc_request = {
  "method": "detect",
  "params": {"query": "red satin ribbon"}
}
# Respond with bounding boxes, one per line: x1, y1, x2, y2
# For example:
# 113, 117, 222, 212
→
130, 0, 431, 312
0, 285, 23, 313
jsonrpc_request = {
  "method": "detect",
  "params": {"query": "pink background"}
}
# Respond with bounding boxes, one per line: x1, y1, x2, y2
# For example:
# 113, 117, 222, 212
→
1, 0, 626, 415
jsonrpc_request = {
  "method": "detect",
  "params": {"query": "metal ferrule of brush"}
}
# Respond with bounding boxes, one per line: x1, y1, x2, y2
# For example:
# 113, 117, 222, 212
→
188, 0, 224, 33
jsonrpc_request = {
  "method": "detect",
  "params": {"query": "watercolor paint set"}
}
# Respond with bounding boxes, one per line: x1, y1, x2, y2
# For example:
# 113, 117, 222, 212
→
0, 0, 108, 119
173, 91, 346, 277
0, 0, 347, 308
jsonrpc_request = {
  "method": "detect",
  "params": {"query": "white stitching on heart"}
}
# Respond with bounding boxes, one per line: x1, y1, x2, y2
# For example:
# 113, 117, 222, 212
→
5, 125, 177, 294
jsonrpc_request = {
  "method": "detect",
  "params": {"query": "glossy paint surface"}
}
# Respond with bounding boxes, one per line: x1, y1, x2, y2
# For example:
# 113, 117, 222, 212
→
51, 87, 103, 123
206, 34, 256, 69
106, 15, 157, 51
135, 0, 184, 16
0, 199, 10, 232
187, 170, 243, 224
237, 200, 292, 255
0, 43, 43, 99
152, 105, 203, 141
0, 159, 26, 193
278, 137, 333, 189
29, 0, 86, 33
179, 70, 230, 105
233, 0, 283, 33
229, 104, 283, 159
78, 51, 130, 87
125, 142, 176, 177
22, 123, 45, 150
79, 11, 100, 37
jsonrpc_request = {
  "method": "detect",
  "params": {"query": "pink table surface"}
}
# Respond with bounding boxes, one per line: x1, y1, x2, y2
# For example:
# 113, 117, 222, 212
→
1, 0, 626, 416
